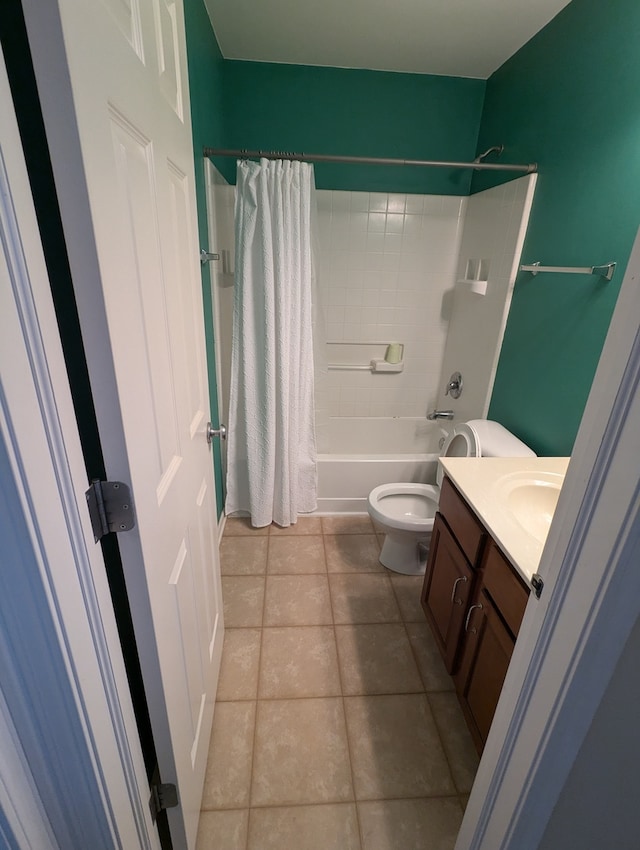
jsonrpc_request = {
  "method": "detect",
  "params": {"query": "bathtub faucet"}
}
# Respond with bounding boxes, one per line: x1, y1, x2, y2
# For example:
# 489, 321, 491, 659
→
427, 409, 454, 420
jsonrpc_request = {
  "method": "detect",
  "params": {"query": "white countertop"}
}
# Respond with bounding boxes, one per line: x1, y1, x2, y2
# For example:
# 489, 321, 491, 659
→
439, 456, 571, 583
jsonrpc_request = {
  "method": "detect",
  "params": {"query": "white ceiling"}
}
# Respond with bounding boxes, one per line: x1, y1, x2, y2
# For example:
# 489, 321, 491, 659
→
204, 0, 571, 80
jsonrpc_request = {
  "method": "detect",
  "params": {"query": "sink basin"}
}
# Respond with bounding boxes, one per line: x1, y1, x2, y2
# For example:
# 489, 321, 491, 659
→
495, 471, 564, 544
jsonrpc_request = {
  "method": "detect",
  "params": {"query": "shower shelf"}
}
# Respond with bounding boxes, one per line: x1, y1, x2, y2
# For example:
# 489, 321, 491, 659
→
327, 360, 404, 373
326, 340, 404, 373
457, 278, 488, 295
327, 364, 371, 371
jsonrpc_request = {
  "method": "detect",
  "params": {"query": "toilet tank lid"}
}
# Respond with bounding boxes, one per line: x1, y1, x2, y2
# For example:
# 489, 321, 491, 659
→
467, 419, 537, 458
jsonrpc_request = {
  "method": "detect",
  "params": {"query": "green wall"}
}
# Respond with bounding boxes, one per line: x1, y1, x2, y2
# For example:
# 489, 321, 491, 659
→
220, 61, 486, 194
183, 0, 226, 513
185, 0, 640, 460
478, 0, 640, 455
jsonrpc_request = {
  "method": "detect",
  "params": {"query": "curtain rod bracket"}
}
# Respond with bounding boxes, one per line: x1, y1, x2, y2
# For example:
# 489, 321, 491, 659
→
474, 144, 505, 163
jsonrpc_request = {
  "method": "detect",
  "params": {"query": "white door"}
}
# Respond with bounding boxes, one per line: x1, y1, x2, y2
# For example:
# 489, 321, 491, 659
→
0, 43, 157, 849
21, 0, 224, 847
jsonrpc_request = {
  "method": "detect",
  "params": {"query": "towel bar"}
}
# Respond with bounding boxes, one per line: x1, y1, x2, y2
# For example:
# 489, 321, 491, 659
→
520, 262, 616, 281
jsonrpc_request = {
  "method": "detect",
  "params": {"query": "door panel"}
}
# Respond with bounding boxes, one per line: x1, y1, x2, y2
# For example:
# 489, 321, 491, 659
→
0, 42, 157, 848
22, 0, 225, 846
166, 160, 208, 437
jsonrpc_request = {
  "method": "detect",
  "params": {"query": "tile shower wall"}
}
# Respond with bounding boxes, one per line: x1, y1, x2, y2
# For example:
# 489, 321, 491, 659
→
316, 191, 465, 419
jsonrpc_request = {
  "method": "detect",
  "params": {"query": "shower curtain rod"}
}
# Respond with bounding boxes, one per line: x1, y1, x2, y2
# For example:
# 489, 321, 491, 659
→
203, 146, 537, 174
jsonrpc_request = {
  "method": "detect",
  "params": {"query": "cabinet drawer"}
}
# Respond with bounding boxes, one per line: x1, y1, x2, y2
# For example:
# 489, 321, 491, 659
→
438, 477, 486, 566
482, 541, 529, 638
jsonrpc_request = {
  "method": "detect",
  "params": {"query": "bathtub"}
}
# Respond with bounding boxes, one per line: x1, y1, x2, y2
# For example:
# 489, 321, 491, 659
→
316, 417, 445, 513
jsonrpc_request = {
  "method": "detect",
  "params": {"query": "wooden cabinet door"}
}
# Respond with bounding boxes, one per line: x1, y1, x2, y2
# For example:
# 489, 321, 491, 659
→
455, 589, 515, 752
421, 514, 474, 673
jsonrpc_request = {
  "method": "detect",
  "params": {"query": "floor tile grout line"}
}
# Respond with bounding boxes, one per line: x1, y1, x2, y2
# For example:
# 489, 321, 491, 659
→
201, 790, 465, 814
329, 553, 365, 850
243, 535, 269, 839
223, 566, 407, 577
224, 619, 433, 631
388, 575, 430, 696
379, 552, 465, 794
423, 688, 466, 797
216, 685, 447, 703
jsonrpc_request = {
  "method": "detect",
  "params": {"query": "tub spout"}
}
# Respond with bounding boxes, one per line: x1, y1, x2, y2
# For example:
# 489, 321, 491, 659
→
427, 409, 454, 420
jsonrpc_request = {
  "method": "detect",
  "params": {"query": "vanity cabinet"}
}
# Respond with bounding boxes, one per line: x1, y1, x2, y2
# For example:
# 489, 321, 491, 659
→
421, 477, 530, 753
420, 477, 487, 673
420, 515, 475, 672
455, 539, 529, 751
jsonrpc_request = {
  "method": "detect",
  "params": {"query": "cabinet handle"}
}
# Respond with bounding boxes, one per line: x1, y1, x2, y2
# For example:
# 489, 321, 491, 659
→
450, 575, 468, 604
464, 603, 484, 633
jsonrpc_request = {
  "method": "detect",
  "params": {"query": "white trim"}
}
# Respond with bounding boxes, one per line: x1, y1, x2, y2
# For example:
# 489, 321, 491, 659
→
0, 689, 58, 850
217, 510, 227, 543
457, 226, 640, 849
481, 174, 538, 419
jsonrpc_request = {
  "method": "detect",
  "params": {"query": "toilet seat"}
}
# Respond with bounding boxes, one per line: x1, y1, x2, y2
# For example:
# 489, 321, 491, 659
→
368, 482, 440, 533
366, 419, 536, 574
436, 423, 480, 486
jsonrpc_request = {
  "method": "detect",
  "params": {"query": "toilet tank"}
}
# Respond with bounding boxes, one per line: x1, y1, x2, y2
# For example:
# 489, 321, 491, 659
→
467, 419, 537, 458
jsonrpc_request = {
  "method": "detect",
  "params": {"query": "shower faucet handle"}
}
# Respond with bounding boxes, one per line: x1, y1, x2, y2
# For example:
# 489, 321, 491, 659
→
445, 371, 463, 399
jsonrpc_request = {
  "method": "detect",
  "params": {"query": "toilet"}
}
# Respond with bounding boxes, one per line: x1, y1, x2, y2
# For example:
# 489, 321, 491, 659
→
367, 419, 536, 575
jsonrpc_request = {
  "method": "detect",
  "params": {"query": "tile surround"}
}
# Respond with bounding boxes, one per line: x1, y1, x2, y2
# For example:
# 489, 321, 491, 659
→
199, 519, 478, 850
316, 190, 466, 420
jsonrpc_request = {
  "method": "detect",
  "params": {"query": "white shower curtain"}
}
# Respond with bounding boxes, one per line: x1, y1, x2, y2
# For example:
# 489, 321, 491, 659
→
225, 158, 318, 527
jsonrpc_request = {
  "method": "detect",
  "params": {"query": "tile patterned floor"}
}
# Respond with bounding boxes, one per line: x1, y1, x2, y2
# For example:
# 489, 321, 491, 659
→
197, 515, 479, 850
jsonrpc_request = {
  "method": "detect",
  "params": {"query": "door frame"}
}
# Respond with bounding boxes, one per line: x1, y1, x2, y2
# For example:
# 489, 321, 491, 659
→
203, 156, 232, 522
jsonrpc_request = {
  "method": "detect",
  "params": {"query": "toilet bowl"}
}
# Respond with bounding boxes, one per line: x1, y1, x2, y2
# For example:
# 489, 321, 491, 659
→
368, 483, 440, 575
367, 419, 536, 575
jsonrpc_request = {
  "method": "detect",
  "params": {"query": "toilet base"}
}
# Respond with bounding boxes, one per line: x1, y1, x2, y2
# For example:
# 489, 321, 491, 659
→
379, 533, 431, 575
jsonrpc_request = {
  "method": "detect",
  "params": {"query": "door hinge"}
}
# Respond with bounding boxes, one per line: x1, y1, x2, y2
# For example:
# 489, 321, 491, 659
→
531, 573, 544, 599
149, 782, 179, 823
85, 479, 136, 542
